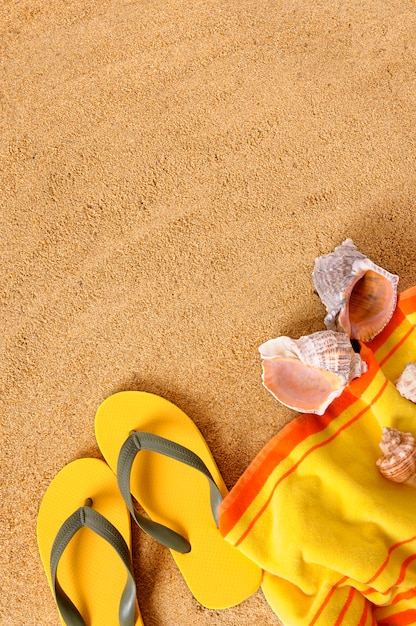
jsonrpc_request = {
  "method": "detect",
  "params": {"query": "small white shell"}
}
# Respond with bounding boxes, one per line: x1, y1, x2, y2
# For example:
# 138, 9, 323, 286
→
376, 426, 416, 488
259, 330, 367, 415
395, 363, 416, 403
312, 239, 399, 341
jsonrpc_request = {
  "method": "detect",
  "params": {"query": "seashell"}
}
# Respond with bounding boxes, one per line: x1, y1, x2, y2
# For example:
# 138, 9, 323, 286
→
395, 362, 416, 403
312, 239, 399, 342
259, 329, 367, 415
376, 426, 416, 488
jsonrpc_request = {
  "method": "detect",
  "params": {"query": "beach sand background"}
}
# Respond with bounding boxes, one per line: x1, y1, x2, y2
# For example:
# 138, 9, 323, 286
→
2, 1, 416, 624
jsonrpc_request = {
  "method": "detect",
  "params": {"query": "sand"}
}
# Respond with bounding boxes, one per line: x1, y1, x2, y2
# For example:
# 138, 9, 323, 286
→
2, 1, 416, 624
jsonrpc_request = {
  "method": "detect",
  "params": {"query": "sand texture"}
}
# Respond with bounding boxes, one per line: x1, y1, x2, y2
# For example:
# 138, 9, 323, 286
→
2, 1, 416, 624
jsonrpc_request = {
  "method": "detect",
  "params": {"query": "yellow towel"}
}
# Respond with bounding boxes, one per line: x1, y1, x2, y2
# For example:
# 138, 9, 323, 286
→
219, 287, 416, 625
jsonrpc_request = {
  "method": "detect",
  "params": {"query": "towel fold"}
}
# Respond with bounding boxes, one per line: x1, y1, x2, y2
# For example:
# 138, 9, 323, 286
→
219, 287, 416, 625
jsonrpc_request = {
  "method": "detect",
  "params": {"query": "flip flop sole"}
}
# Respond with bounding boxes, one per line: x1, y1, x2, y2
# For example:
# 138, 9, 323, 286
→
95, 391, 262, 609
37, 458, 143, 626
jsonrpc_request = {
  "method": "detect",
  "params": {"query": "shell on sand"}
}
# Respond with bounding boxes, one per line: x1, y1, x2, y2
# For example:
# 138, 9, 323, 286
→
259, 329, 367, 415
376, 426, 416, 488
312, 239, 399, 342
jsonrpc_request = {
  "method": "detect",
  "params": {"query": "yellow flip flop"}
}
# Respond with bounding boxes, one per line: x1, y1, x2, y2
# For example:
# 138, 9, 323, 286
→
37, 458, 143, 626
94, 391, 262, 609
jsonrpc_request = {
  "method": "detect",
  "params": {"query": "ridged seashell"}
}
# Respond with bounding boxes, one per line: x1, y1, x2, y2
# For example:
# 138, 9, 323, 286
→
312, 239, 399, 342
376, 427, 416, 488
395, 363, 416, 403
259, 330, 367, 415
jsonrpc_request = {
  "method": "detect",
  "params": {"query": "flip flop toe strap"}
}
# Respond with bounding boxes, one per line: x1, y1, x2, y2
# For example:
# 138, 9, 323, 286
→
50, 502, 136, 626
117, 431, 224, 554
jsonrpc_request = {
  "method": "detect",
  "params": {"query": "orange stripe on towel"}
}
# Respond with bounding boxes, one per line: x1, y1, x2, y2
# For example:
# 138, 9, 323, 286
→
357, 600, 369, 626
309, 576, 349, 625
219, 398, 351, 538
357, 600, 376, 626
365, 535, 416, 586
334, 586, 356, 625
399, 286, 416, 314
219, 348, 381, 539
378, 326, 415, 368
233, 378, 387, 548
378, 609, 416, 625
391, 587, 416, 606
393, 555, 416, 589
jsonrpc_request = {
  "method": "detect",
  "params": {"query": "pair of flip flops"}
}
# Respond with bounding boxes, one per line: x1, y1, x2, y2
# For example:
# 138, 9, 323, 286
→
37, 391, 262, 625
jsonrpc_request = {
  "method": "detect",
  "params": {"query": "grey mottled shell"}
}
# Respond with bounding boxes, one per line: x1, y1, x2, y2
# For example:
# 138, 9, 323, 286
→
312, 239, 399, 341
395, 363, 416, 403
259, 329, 367, 415
376, 426, 416, 487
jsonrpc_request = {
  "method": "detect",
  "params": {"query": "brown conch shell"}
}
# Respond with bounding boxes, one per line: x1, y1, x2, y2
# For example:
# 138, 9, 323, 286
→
376, 426, 416, 488
312, 239, 399, 342
395, 362, 416, 403
259, 329, 367, 415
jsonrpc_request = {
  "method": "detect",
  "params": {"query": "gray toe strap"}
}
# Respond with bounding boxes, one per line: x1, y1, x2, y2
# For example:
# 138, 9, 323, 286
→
50, 501, 136, 626
117, 431, 224, 554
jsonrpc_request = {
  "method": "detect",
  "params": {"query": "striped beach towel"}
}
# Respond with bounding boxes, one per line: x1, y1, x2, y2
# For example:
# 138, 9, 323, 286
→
219, 287, 416, 625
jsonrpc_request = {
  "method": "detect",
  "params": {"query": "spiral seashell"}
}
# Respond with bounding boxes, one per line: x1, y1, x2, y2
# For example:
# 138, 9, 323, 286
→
259, 330, 367, 415
376, 427, 416, 488
395, 362, 416, 403
312, 239, 399, 342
